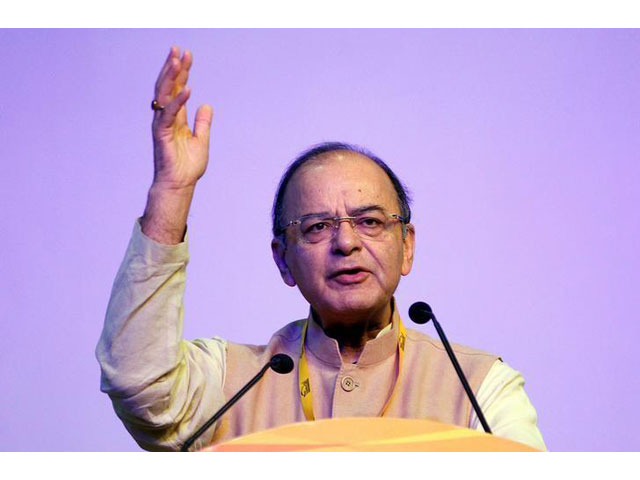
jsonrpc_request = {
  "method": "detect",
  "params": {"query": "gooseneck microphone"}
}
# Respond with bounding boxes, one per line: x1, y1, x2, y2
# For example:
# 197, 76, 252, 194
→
180, 353, 294, 452
408, 302, 492, 434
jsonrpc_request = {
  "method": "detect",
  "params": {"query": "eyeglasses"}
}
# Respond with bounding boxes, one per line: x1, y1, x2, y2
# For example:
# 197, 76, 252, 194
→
279, 211, 407, 244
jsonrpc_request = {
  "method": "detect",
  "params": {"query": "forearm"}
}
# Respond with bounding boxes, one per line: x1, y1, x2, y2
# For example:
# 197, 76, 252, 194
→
95, 220, 225, 450
97, 219, 188, 391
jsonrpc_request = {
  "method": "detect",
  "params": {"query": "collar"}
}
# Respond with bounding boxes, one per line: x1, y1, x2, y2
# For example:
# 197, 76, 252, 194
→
305, 300, 401, 367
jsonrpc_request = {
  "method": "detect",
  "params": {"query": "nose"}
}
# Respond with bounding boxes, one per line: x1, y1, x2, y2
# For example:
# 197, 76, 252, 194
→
331, 219, 362, 255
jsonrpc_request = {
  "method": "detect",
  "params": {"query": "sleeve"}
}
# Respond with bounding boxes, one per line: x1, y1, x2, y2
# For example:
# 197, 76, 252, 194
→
469, 360, 548, 451
95, 219, 227, 451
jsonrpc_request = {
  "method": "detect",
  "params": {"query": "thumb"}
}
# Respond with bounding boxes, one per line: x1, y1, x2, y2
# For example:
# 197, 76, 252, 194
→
193, 104, 213, 142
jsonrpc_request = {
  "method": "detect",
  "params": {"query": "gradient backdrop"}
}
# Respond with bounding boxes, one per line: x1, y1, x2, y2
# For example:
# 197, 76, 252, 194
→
1, 29, 638, 451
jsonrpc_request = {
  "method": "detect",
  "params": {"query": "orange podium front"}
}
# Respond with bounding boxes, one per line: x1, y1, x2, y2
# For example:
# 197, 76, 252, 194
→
200, 417, 539, 452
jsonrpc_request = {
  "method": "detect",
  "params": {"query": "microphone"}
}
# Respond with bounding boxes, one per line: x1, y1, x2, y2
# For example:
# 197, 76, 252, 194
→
408, 302, 492, 434
269, 353, 294, 374
180, 353, 294, 452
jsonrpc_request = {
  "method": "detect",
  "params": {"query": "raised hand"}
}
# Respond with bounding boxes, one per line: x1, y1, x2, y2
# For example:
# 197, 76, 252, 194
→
151, 46, 213, 190
141, 47, 213, 244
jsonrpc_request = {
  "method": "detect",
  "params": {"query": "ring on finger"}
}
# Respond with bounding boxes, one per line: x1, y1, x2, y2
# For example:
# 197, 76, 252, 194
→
151, 100, 166, 111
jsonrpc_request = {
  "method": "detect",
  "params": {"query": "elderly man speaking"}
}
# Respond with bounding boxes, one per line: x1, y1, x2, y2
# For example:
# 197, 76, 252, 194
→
96, 47, 546, 452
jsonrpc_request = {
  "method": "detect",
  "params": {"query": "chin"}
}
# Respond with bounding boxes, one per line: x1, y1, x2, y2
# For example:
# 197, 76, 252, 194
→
321, 293, 389, 318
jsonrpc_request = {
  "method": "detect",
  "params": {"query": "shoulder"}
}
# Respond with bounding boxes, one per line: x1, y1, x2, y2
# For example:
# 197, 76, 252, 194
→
270, 319, 305, 344
405, 327, 499, 360
223, 320, 304, 386
226, 319, 305, 360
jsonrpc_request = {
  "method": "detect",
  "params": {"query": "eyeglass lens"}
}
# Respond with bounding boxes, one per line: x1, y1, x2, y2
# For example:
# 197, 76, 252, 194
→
299, 213, 397, 243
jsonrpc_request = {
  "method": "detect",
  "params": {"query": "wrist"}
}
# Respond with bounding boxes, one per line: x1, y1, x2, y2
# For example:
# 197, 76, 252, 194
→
141, 183, 196, 245
148, 181, 196, 199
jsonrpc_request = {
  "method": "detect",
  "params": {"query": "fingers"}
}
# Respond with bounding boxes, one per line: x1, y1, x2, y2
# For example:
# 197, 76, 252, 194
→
155, 87, 191, 130
154, 47, 192, 104
152, 47, 209, 140
171, 51, 193, 126
155, 57, 181, 107
193, 104, 213, 141
155, 46, 179, 91
172, 50, 193, 97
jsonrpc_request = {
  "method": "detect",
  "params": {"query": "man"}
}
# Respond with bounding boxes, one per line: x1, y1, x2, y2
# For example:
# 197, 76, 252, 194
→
96, 47, 546, 451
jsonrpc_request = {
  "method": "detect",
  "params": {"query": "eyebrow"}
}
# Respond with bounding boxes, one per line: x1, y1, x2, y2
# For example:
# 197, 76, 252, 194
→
297, 204, 387, 221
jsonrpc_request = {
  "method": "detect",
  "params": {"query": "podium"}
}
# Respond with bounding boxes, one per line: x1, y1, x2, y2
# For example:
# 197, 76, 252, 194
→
200, 417, 539, 452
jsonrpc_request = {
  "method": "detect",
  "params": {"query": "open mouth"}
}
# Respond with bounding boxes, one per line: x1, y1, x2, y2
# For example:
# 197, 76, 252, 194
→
330, 268, 369, 284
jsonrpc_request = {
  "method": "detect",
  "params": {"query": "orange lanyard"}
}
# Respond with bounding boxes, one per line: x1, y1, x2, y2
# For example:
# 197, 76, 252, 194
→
298, 317, 407, 421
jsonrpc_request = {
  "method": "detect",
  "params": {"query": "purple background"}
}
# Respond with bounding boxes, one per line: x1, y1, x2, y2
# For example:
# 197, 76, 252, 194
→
1, 29, 638, 451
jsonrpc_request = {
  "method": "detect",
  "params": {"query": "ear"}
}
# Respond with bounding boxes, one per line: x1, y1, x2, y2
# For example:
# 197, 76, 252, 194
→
401, 223, 416, 276
271, 237, 297, 287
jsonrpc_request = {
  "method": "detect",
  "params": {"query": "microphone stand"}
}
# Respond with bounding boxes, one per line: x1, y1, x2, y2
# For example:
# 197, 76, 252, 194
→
180, 354, 293, 452
431, 316, 492, 434
409, 302, 492, 434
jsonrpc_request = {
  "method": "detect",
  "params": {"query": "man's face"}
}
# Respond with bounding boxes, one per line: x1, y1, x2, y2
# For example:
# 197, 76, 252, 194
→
271, 151, 415, 324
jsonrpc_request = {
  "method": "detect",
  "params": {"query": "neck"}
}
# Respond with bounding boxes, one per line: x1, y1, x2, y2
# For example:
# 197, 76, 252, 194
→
312, 302, 393, 363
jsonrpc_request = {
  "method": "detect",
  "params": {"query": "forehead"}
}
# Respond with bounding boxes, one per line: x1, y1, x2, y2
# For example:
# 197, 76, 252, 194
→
283, 151, 400, 218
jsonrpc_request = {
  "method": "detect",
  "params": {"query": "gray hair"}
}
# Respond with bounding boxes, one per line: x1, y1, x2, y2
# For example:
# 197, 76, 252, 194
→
272, 141, 412, 238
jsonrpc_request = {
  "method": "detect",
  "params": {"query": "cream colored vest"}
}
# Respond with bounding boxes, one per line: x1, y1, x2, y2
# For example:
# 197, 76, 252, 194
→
212, 308, 498, 444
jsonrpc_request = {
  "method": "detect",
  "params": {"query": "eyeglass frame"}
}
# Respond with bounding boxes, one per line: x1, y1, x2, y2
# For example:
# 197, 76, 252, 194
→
277, 211, 409, 244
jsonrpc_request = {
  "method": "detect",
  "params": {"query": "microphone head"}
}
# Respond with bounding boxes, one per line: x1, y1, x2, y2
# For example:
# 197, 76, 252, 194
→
269, 354, 294, 374
409, 301, 435, 325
